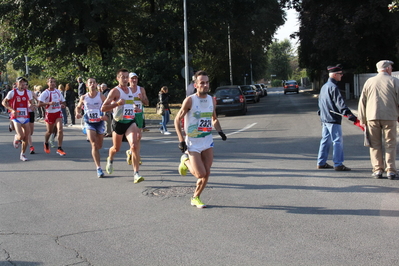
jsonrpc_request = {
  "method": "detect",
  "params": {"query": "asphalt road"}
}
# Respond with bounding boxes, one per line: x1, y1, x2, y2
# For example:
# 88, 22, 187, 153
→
1, 87, 399, 266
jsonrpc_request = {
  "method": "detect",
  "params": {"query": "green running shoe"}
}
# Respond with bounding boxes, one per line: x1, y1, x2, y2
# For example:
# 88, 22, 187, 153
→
178, 154, 189, 176
106, 157, 113, 174
126, 150, 132, 165
133, 173, 144, 183
191, 196, 206, 208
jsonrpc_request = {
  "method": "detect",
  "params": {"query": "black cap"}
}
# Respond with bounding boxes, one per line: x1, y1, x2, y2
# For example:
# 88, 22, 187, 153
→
327, 64, 343, 73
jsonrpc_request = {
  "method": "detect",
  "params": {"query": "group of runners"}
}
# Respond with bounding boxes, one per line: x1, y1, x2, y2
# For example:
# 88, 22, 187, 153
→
2, 69, 227, 208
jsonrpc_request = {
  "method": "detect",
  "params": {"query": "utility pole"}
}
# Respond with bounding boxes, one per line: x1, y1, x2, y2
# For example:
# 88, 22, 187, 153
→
228, 24, 233, 85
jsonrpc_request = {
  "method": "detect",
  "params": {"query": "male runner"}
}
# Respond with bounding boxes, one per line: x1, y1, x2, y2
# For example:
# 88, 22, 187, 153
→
76, 78, 107, 178
38, 77, 67, 156
2, 77, 35, 161
101, 69, 144, 183
174, 70, 227, 208
125, 72, 149, 166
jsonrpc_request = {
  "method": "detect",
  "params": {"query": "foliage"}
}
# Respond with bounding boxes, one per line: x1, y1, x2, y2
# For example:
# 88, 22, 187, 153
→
266, 39, 294, 80
297, 0, 399, 74
0, 0, 286, 103
271, 79, 283, 87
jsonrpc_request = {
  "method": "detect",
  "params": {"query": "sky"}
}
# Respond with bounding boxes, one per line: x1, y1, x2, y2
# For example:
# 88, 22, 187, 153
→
274, 9, 299, 44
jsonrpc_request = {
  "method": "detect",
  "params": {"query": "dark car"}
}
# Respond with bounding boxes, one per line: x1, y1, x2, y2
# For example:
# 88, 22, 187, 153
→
240, 85, 259, 103
213, 86, 247, 116
284, 80, 299, 94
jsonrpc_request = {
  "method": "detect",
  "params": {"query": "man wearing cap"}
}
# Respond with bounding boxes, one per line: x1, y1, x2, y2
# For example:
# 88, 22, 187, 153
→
317, 64, 357, 171
358, 60, 399, 179
125, 72, 149, 167
101, 69, 145, 183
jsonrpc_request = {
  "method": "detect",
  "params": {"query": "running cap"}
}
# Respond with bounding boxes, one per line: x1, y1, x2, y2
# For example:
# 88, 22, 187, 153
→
129, 72, 138, 78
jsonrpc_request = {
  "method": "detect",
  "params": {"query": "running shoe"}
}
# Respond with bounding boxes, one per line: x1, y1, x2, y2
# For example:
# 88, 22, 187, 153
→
133, 173, 144, 183
164, 131, 172, 135
126, 150, 132, 165
178, 154, 189, 176
56, 148, 66, 156
191, 196, 206, 208
97, 168, 105, 178
106, 157, 113, 174
13, 135, 21, 149
29, 146, 35, 154
44, 143, 50, 154
20, 154, 28, 161
160, 129, 164, 134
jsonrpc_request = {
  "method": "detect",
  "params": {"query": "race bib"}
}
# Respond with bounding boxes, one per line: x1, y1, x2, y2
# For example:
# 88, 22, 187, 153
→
87, 109, 101, 123
51, 101, 61, 110
17, 107, 29, 118
123, 100, 135, 120
197, 117, 212, 132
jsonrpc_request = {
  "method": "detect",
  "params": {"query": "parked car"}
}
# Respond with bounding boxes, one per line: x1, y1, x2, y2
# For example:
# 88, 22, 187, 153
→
284, 80, 299, 94
240, 85, 259, 103
213, 86, 247, 116
260, 83, 268, 96
254, 84, 265, 97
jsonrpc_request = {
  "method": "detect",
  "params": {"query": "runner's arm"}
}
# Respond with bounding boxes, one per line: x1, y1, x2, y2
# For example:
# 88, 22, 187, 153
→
140, 87, 149, 106
101, 88, 123, 112
174, 97, 192, 142
75, 95, 85, 119
212, 97, 223, 132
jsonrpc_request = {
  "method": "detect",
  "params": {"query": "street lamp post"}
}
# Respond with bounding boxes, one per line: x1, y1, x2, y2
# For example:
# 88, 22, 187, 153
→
183, 0, 189, 91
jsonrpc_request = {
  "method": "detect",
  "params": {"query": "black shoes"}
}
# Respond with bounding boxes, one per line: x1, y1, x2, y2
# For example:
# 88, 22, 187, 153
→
334, 165, 351, 171
317, 163, 334, 169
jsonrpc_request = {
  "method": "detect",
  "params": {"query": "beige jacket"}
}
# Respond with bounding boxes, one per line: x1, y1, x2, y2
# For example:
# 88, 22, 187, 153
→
358, 72, 399, 124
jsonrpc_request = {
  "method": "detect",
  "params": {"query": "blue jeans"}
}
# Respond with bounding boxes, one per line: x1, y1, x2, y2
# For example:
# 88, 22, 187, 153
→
317, 123, 344, 167
61, 108, 68, 125
160, 110, 170, 132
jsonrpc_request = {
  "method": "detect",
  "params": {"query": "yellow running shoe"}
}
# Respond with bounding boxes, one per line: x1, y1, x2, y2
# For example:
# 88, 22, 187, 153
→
106, 157, 113, 174
133, 173, 144, 183
191, 196, 206, 208
126, 150, 132, 165
178, 154, 189, 176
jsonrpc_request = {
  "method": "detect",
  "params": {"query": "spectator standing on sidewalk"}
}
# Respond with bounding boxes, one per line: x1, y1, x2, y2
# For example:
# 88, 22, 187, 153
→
64, 83, 76, 126
77, 77, 86, 98
358, 60, 399, 180
158, 86, 172, 135
316, 64, 357, 171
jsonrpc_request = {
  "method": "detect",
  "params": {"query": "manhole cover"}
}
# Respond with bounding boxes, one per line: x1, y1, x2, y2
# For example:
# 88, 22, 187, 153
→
143, 186, 211, 198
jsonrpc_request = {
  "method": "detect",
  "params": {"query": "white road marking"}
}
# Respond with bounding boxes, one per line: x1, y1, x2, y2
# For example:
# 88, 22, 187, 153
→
144, 122, 257, 143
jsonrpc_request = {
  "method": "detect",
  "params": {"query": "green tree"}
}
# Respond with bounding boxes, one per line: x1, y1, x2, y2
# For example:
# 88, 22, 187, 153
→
266, 39, 293, 80
297, 0, 399, 74
0, 0, 286, 103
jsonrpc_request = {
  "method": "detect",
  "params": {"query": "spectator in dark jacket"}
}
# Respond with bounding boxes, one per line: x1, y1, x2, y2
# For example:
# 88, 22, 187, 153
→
317, 64, 356, 171
64, 83, 76, 125
159, 86, 171, 135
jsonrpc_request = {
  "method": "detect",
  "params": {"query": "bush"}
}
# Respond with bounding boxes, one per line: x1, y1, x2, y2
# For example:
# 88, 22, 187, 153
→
271, 79, 283, 87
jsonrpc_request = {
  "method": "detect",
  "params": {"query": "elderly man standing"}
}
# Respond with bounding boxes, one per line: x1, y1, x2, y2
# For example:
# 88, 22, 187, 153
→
358, 60, 399, 180
317, 64, 357, 171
